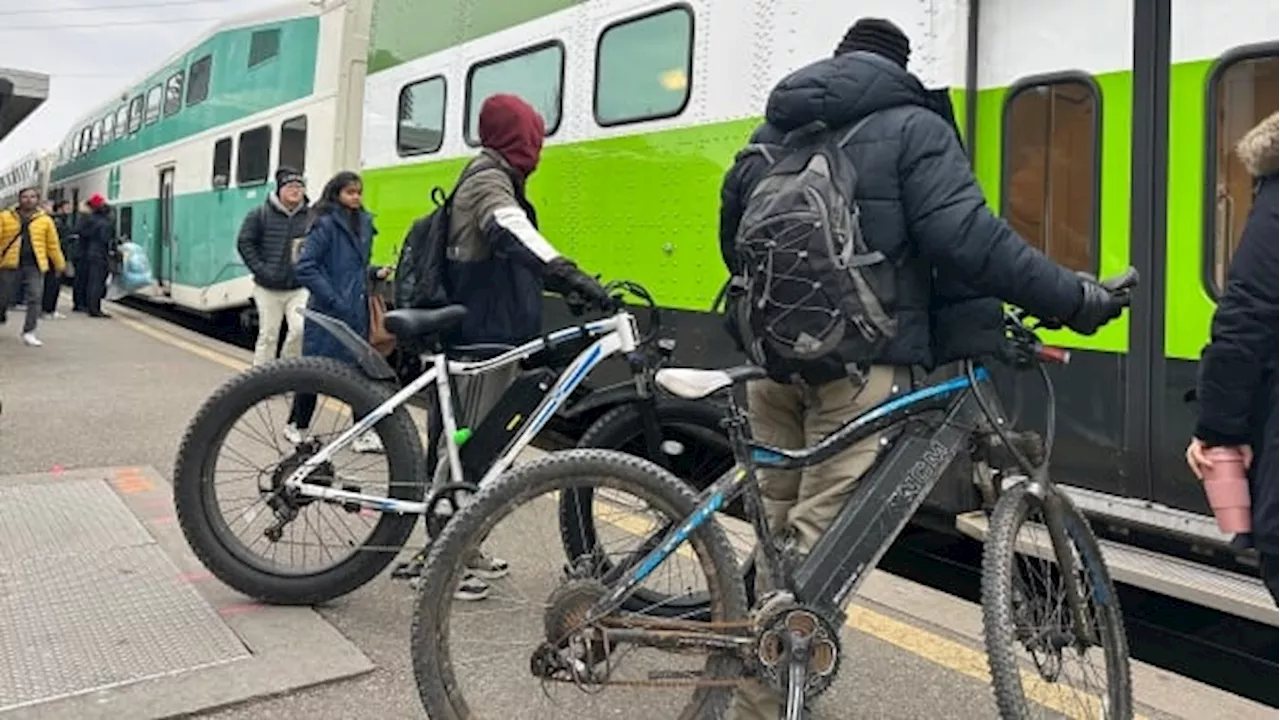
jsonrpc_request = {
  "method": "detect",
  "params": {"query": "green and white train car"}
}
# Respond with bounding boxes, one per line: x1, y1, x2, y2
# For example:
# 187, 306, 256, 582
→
357, 0, 1278, 621
0, 151, 52, 208
46, 0, 369, 315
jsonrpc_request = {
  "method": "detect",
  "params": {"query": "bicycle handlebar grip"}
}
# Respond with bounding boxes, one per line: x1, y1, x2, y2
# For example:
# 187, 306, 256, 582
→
1036, 345, 1071, 365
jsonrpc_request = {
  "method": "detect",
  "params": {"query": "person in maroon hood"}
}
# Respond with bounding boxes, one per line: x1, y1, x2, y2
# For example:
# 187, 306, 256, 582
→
414, 93, 612, 601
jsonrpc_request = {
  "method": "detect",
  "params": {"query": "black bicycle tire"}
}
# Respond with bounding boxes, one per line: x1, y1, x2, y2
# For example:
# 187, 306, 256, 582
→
173, 357, 426, 605
559, 399, 739, 617
411, 448, 747, 720
981, 482, 1133, 719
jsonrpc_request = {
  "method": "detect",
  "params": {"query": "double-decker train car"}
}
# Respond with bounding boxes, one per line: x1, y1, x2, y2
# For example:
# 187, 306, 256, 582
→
45, 0, 369, 317
357, 0, 1279, 622
0, 151, 52, 208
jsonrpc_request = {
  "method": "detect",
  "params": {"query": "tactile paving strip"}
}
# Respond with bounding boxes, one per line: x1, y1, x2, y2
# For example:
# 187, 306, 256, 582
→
0, 481, 249, 711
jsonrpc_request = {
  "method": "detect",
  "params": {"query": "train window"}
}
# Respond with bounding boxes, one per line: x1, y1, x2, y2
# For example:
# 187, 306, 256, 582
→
1001, 77, 1100, 274
117, 206, 133, 242
114, 106, 127, 141
212, 137, 232, 188
397, 76, 446, 156
236, 125, 272, 186
278, 115, 308, 174
465, 41, 564, 146
1206, 51, 1279, 295
79, 127, 92, 155
145, 85, 162, 125
91, 120, 103, 151
164, 72, 185, 117
249, 29, 281, 68
128, 95, 144, 134
187, 54, 213, 106
102, 114, 115, 145
594, 5, 694, 127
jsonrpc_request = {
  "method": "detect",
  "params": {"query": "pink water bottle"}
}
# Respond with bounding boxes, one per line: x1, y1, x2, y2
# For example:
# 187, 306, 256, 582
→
1202, 447, 1252, 534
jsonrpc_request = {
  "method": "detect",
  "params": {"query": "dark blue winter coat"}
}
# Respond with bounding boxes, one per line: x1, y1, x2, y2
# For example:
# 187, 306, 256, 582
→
296, 206, 377, 367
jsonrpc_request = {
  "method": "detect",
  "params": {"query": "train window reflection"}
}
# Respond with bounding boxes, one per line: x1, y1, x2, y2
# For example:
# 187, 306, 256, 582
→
595, 6, 694, 126
465, 42, 564, 145
1208, 53, 1278, 295
1002, 78, 1100, 274
397, 76, 446, 156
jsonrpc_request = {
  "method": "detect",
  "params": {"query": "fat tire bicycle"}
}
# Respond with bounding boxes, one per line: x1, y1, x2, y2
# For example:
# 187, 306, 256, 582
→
172, 281, 730, 605
408, 269, 1139, 719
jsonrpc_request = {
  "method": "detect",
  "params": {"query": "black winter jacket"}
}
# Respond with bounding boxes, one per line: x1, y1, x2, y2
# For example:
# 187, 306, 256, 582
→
237, 193, 310, 291
719, 51, 1085, 369
74, 208, 114, 263
1195, 111, 1278, 557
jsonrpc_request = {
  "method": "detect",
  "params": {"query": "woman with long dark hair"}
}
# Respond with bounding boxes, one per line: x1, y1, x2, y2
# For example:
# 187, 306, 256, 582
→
286, 170, 390, 453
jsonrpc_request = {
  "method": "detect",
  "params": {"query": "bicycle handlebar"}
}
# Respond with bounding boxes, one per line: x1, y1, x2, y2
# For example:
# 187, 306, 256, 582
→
998, 265, 1139, 370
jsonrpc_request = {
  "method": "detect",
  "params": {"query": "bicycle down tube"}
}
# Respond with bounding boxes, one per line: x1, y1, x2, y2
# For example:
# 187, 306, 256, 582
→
279, 312, 640, 514
590, 366, 991, 620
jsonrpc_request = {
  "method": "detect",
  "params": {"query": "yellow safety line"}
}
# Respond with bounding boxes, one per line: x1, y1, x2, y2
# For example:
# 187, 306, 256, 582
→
119, 309, 1144, 720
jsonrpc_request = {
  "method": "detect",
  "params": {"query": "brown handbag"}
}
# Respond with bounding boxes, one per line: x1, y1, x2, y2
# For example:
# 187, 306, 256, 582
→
368, 282, 397, 357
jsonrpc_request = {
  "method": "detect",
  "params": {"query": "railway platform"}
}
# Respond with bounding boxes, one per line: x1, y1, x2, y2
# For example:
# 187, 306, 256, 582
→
0, 295, 1272, 720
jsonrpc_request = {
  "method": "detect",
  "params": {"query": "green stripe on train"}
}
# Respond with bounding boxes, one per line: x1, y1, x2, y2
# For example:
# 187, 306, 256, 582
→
116, 186, 270, 288
51, 17, 320, 183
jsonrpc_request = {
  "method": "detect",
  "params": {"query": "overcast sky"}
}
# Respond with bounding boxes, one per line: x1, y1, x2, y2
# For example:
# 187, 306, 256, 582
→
0, 0, 264, 164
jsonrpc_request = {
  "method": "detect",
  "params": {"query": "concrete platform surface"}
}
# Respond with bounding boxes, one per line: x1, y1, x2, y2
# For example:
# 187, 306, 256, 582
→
0, 299, 1274, 719
0, 466, 373, 719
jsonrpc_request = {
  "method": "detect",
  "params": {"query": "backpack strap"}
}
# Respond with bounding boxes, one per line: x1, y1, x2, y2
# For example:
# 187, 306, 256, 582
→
835, 111, 883, 149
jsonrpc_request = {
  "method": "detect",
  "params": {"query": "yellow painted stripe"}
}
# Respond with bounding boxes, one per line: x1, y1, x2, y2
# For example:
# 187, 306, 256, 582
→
119, 306, 1141, 720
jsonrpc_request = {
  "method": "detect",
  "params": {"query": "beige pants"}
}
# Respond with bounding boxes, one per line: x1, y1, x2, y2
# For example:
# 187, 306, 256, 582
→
729, 365, 901, 720
251, 285, 308, 366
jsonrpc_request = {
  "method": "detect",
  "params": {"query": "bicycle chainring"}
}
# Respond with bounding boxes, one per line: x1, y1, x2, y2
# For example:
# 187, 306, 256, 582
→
754, 601, 842, 699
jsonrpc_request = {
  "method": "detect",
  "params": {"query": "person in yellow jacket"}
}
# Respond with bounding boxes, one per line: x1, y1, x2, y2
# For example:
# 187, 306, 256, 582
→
0, 187, 65, 346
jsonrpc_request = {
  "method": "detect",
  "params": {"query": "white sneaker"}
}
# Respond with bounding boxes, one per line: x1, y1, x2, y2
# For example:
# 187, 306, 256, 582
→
352, 431, 384, 454
43, 312, 66, 320
21, 333, 42, 347
283, 423, 305, 444
465, 548, 510, 580
452, 572, 491, 601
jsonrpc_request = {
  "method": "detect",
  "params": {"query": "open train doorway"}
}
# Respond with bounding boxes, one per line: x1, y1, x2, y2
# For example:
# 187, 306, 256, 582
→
156, 165, 175, 296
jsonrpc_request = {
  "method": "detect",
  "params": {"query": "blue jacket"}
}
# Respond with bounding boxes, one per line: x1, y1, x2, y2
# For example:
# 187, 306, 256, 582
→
296, 206, 377, 366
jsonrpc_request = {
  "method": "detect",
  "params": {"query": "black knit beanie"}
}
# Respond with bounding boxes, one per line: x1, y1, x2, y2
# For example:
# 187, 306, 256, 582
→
834, 18, 911, 68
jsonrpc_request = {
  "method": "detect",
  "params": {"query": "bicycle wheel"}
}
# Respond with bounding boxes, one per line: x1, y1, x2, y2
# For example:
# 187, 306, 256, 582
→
412, 448, 748, 720
174, 357, 425, 605
982, 482, 1133, 719
559, 399, 743, 618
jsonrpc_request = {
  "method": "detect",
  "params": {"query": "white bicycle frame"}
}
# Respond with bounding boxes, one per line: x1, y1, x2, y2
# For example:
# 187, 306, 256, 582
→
280, 309, 642, 515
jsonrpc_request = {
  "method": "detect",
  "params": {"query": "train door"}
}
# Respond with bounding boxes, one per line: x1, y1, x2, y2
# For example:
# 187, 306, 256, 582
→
1154, 1, 1278, 513
156, 166, 175, 296
972, 0, 1139, 498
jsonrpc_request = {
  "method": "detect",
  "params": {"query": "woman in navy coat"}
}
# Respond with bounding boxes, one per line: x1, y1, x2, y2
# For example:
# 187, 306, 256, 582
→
286, 171, 390, 453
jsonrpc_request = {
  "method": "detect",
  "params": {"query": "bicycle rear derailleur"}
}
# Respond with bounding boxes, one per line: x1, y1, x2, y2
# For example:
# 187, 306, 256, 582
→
753, 595, 842, 711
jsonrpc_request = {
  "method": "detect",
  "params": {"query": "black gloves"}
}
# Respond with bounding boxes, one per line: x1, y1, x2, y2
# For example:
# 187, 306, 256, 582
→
545, 257, 615, 311
1066, 272, 1130, 335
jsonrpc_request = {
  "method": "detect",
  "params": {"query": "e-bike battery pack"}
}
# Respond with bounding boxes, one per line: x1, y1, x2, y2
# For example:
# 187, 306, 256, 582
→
458, 366, 559, 479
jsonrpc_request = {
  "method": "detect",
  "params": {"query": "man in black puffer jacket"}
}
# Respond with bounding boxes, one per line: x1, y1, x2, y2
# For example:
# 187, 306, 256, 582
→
237, 167, 311, 366
722, 19, 1126, 719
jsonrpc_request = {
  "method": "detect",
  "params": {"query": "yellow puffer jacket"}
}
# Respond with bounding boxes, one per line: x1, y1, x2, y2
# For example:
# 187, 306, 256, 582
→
0, 209, 65, 273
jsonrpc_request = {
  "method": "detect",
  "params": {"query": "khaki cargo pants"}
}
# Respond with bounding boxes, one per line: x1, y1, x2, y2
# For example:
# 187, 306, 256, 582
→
729, 364, 902, 720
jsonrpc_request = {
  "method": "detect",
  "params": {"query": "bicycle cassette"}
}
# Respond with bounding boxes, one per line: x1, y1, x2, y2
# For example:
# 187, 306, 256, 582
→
753, 602, 842, 699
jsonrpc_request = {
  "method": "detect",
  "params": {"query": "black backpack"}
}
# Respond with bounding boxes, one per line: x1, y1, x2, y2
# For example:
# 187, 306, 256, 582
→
393, 163, 488, 310
725, 114, 897, 386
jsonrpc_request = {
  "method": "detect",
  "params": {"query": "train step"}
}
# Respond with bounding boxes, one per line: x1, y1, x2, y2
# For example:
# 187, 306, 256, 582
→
956, 510, 1278, 627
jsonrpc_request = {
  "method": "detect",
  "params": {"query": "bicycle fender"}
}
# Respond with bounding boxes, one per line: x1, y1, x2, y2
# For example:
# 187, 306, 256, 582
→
299, 308, 397, 382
